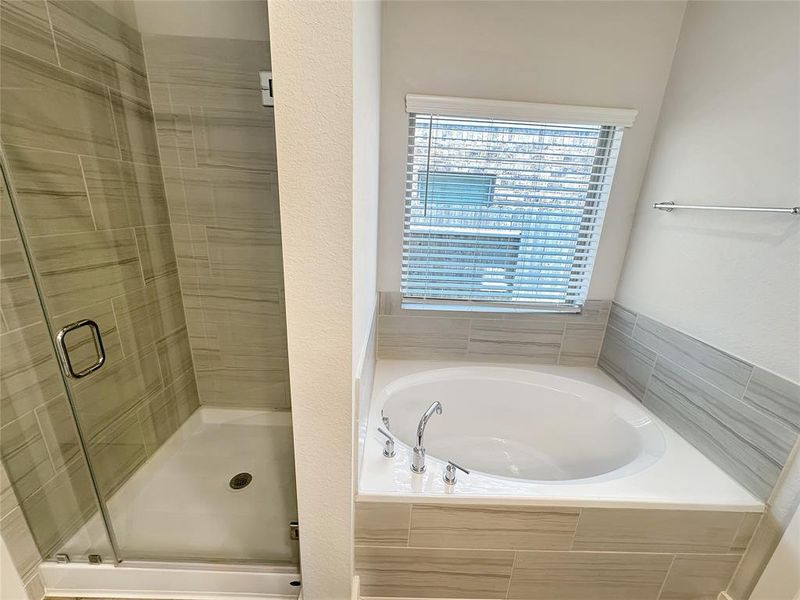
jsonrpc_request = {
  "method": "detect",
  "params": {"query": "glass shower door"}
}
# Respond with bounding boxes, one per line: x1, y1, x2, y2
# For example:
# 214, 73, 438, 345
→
1, 156, 117, 565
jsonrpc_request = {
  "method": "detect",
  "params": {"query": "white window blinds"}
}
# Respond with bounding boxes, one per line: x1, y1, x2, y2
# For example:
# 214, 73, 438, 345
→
402, 96, 632, 312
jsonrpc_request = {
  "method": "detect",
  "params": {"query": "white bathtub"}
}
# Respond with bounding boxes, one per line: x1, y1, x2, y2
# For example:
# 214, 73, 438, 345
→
359, 361, 763, 511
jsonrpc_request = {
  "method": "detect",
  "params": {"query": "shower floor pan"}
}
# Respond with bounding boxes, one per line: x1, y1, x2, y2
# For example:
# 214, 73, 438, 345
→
42, 407, 300, 599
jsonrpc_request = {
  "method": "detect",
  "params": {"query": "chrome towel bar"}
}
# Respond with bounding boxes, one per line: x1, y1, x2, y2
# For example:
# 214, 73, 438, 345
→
653, 201, 799, 215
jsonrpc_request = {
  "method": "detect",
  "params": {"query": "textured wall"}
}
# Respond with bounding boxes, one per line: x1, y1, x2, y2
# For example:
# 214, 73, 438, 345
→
0, 0, 199, 588
614, 1, 800, 381
142, 33, 290, 409
269, 0, 358, 596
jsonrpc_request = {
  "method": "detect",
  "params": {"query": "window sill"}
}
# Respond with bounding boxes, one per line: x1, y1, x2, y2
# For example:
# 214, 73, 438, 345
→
400, 301, 583, 315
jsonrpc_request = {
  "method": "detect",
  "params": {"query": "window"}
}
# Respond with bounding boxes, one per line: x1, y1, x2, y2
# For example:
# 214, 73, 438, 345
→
402, 95, 636, 312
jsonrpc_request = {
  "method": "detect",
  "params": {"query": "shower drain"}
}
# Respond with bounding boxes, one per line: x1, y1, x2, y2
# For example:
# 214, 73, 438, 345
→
229, 472, 253, 490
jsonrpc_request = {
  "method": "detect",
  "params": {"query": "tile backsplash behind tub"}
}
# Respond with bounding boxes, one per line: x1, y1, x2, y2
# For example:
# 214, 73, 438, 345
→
599, 302, 800, 502
376, 292, 611, 366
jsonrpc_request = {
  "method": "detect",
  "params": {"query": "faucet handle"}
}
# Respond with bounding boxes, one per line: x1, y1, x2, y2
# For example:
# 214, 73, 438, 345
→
443, 460, 470, 485
377, 427, 395, 458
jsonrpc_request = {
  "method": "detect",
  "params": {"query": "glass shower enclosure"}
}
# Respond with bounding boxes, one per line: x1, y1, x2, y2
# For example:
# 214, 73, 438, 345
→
0, 0, 296, 569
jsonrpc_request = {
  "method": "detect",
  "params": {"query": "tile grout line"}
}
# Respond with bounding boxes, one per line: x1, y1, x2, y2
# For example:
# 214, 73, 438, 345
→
567, 506, 583, 551
42, 0, 61, 67
31, 405, 60, 474
404, 504, 413, 547
132, 225, 150, 289
504, 550, 518, 600
555, 321, 567, 364
654, 554, 677, 600
77, 155, 99, 231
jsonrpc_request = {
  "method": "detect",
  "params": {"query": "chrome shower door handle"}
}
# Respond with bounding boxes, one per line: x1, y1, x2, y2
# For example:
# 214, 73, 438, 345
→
55, 319, 106, 378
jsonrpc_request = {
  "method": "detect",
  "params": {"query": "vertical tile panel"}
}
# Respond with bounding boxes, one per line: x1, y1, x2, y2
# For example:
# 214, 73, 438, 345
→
559, 323, 605, 366
354, 502, 411, 546
0, 239, 44, 331
19, 456, 97, 556
0, 412, 55, 500
0, 322, 64, 424
0, 505, 42, 581
135, 225, 178, 283
155, 325, 193, 385
109, 90, 161, 165
607, 302, 637, 336
86, 410, 146, 497
598, 323, 656, 400
34, 394, 80, 470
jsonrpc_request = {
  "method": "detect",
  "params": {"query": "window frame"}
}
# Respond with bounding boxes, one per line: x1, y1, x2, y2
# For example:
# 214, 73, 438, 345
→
400, 96, 637, 314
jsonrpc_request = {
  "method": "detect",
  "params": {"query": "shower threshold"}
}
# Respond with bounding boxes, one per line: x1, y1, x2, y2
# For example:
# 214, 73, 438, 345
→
39, 560, 300, 599
40, 407, 300, 599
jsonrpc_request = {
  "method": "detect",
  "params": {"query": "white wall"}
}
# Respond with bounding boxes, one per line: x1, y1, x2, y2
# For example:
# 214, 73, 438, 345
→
135, 0, 269, 40
352, 0, 381, 374
615, 1, 800, 382
377, 0, 687, 299
1, 539, 28, 600
751, 502, 800, 600
269, 2, 355, 597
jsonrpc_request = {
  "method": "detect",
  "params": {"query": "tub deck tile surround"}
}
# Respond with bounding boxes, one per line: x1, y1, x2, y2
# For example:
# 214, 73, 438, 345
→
659, 554, 741, 600
356, 545, 515, 599
506, 550, 675, 600
571, 508, 744, 553
409, 504, 580, 551
354, 500, 760, 600
598, 302, 800, 502
376, 291, 612, 366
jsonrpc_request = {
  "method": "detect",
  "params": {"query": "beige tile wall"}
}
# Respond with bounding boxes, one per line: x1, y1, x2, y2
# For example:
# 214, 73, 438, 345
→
376, 292, 610, 366
354, 501, 761, 600
141, 33, 290, 409
1, 0, 200, 586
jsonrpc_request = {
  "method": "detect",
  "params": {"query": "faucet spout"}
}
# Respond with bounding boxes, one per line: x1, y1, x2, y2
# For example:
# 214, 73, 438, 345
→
411, 401, 442, 473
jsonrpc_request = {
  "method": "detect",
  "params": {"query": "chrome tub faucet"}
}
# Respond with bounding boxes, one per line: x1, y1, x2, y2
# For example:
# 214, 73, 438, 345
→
411, 401, 442, 473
